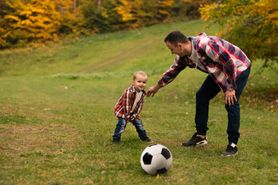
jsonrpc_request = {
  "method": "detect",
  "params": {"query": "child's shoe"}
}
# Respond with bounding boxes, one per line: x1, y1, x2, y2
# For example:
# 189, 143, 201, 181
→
141, 137, 152, 142
112, 138, 121, 143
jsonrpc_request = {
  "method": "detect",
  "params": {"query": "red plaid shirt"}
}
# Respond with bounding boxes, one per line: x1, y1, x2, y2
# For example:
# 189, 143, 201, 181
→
158, 32, 251, 91
114, 86, 145, 120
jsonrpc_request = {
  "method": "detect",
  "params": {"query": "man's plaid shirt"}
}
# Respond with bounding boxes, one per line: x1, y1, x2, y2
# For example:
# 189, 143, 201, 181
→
158, 32, 251, 92
114, 86, 145, 120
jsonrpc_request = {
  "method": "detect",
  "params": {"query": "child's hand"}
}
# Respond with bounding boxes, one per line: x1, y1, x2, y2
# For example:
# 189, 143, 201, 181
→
147, 85, 161, 97
125, 115, 131, 121
129, 114, 136, 121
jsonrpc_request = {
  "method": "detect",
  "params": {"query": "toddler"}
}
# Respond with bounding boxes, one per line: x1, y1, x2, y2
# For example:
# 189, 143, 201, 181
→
113, 71, 151, 142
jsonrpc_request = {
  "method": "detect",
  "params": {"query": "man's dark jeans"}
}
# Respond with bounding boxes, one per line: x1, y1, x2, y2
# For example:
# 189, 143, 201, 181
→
195, 68, 250, 144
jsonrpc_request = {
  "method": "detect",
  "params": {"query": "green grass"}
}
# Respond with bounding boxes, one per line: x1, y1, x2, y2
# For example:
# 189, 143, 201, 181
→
0, 20, 277, 185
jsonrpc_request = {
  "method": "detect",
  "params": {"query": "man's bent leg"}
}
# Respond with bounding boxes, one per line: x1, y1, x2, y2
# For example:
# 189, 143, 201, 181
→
195, 75, 220, 135
225, 68, 250, 144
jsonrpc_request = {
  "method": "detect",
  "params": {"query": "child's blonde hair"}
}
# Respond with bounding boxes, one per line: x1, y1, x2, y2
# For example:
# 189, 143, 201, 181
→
133, 71, 148, 80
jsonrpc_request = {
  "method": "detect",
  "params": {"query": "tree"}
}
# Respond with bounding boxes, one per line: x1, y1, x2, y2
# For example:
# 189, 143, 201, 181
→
55, 0, 85, 35
1, 0, 61, 47
200, 0, 278, 63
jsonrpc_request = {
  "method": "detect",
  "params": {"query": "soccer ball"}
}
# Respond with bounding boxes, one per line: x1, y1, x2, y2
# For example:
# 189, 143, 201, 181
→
140, 144, 173, 175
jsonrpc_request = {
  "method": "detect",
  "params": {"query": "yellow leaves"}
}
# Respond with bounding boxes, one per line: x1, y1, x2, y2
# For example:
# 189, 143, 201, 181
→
182, 0, 192, 3
101, 9, 109, 18
4, 15, 20, 22
115, 0, 134, 22
1, 0, 64, 46
199, 0, 277, 60
20, 19, 32, 26
200, 0, 277, 25
113, 0, 176, 23
122, 14, 133, 22
0, 27, 5, 33
6, 0, 24, 10
115, 6, 133, 21
0, 0, 86, 48
27, 7, 46, 14
158, 10, 170, 16
19, 10, 33, 17
267, 11, 278, 25
233, 5, 246, 16
118, 0, 129, 6
159, 0, 174, 7
251, 0, 278, 26
199, 3, 218, 21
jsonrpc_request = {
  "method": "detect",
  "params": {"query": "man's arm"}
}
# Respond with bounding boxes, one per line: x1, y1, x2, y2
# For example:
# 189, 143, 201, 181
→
200, 38, 237, 105
147, 56, 187, 97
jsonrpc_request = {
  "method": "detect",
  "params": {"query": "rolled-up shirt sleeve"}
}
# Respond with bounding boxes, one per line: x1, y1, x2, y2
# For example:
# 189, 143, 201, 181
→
158, 55, 187, 87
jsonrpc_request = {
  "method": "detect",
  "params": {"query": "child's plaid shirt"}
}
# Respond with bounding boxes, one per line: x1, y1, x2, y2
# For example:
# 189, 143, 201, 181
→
114, 86, 145, 121
158, 32, 251, 92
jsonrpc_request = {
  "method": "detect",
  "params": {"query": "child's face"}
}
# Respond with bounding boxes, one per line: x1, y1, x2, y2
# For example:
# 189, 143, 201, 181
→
132, 74, 148, 91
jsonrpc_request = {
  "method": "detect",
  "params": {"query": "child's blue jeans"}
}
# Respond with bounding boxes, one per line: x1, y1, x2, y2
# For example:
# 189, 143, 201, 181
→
195, 68, 250, 144
113, 117, 148, 141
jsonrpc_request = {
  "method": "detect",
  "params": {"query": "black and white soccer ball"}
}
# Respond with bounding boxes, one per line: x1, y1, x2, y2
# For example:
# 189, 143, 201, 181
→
140, 144, 173, 175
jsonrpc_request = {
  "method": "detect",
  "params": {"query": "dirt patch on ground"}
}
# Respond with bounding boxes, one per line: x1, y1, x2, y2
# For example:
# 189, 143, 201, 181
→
0, 124, 82, 157
79, 38, 157, 73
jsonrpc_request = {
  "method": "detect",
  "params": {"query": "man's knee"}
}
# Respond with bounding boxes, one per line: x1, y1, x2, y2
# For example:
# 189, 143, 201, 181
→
225, 102, 239, 111
196, 89, 208, 103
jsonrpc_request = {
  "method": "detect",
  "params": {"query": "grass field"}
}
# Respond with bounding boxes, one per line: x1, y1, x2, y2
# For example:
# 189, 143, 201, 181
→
0, 20, 277, 185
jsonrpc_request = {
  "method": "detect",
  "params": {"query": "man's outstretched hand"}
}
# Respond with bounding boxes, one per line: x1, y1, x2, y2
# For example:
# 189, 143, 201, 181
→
147, 85, 161, 97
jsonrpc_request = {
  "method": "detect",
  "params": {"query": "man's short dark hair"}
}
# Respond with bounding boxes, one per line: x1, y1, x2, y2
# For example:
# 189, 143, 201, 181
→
164, 31, 189, 44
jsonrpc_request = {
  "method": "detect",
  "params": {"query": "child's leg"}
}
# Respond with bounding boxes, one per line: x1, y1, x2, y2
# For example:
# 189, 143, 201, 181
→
112, 117, 127, 141
132, 118, 150, 141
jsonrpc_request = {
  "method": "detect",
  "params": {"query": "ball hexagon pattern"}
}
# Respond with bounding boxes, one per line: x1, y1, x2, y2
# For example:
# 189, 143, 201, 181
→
140, 144, 173, 175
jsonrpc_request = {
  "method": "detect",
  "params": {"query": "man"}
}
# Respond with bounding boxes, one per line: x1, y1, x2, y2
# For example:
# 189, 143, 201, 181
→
147, 31, 251, 156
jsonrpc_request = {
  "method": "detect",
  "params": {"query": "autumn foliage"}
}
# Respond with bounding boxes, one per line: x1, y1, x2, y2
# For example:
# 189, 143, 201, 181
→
199, 0, 278, 62
1, 0, 198, 49
2, 0, 61, 45
1, 0, 277, 63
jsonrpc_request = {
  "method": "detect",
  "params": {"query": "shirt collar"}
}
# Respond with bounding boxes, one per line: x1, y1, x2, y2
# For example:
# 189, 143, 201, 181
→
130, 85, 146, 94
188, 36, 198, 61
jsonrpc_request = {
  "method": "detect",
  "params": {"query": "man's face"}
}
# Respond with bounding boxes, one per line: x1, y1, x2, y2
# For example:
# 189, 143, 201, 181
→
165, 41, 185, 57
132, 74, 148, 91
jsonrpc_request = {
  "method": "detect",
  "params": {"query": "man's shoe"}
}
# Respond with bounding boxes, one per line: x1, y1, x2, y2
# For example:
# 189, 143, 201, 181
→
222, 143, 238, 157
182, 133, 208, 147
